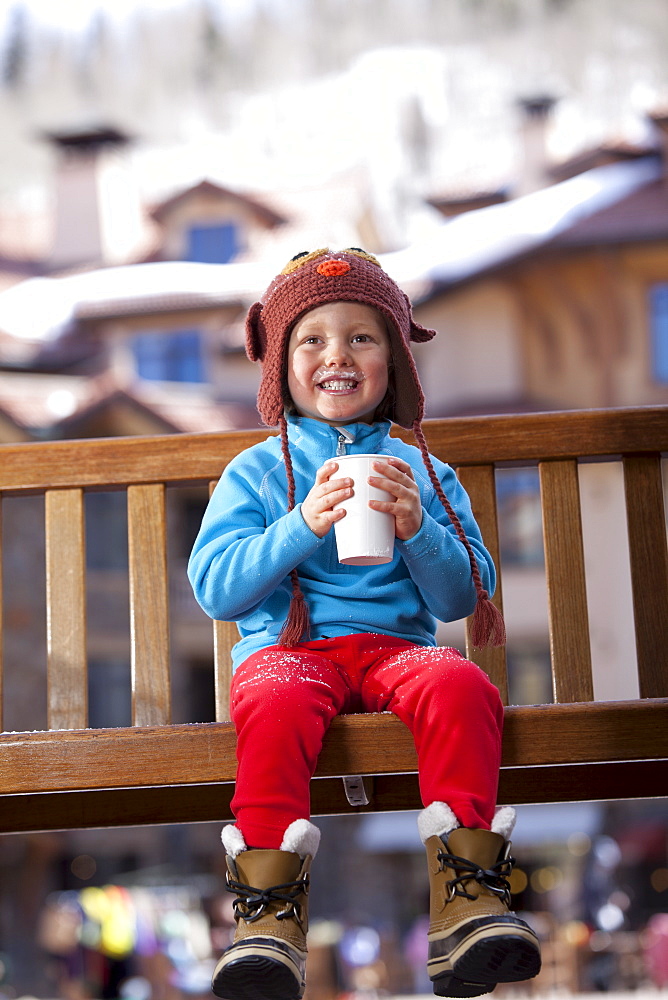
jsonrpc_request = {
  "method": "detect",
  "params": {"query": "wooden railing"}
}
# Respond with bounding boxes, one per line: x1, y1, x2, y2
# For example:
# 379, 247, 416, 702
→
0, 406, 666, 834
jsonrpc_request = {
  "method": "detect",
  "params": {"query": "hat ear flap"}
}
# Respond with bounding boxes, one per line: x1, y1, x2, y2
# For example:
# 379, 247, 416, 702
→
409, 318, 437, 344
245, 301, 266, 361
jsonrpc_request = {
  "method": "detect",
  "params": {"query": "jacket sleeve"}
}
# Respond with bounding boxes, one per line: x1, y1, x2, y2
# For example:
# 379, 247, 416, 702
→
187, 461, 324, 622
395, 460, 496, 624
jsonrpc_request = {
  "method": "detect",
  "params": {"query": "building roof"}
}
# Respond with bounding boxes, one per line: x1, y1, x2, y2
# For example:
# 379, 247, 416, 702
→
549, 175, 668, 247
43, 126, 132, 151
383, 154, 664, 296
0, 372, 260, 438
0, 155, 663, 347
150, 179, 287, 229
0, 259, 274, 347
549, 140, 654, 183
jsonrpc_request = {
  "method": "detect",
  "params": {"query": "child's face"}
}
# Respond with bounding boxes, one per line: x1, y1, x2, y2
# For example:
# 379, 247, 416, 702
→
287, 301, 391, 425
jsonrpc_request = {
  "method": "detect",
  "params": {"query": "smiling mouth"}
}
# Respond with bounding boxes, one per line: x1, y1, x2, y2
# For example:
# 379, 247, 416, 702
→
313, 369, 365, 393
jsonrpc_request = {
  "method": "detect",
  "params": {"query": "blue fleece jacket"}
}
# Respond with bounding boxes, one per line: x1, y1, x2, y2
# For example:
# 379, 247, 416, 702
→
188, 415, 495, 670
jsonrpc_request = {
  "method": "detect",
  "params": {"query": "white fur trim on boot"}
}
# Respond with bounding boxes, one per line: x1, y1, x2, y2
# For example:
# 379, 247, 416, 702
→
280, 819, 321, 859
417, 802, 460, 844
418, 803, 517, 843
221, 824, 247, 858
222, 819, 321, 859
491, 806, 516, 840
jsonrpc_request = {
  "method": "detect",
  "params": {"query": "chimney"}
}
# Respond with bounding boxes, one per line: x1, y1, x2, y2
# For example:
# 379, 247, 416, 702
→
648, 110, 668, 183
516, 96, 557, 197
44, 126, 132, 271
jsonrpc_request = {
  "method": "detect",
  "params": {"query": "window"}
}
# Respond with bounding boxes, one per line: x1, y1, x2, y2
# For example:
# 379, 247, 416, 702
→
187, 222, 238, 263
132, 329, 205, 382
496, 468, 544, 567
649, 282, 668, 383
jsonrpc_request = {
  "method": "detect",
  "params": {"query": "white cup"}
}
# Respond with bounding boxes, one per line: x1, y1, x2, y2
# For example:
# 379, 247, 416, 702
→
331, 454, 395, 565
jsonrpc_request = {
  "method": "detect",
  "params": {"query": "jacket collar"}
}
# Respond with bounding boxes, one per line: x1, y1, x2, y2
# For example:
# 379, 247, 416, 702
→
286, 414, 392, 456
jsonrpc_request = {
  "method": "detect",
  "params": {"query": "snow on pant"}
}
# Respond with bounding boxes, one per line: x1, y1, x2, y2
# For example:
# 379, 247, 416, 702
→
230, 632, 504, 849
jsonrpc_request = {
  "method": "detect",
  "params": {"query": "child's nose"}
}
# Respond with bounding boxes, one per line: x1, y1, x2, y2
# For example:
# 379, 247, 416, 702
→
325, 340, 353, 366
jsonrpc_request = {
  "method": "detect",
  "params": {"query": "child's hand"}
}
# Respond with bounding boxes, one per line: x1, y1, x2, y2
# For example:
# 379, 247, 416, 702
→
368, 457, 423, 541
301, 461, 352, 538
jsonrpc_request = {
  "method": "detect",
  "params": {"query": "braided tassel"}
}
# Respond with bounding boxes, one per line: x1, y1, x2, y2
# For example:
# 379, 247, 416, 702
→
412, 421, 506, 649
277, 416, 311, 646
278, 570, 311, 647
470, 590, 506, 649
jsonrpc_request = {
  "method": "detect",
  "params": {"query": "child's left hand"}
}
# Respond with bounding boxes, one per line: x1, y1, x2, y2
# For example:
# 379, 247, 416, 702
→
368, 457, 423, 541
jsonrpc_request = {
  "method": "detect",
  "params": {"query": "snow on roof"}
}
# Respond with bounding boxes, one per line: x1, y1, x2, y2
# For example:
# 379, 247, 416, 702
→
380, 155, 663, 289
0, 156, 662, 346
0, 259, 276, 344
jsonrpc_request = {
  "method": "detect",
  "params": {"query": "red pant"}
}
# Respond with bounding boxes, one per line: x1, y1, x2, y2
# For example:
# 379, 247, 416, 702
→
230, 633, 504, 848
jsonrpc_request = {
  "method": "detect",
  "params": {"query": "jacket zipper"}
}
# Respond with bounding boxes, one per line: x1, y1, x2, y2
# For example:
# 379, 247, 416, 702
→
335, 427, 354, 456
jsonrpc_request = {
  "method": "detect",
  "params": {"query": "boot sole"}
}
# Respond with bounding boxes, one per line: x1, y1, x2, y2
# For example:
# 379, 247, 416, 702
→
431, 971, 494, 997
429, 919, 541, 986
212, 938, 306, 1000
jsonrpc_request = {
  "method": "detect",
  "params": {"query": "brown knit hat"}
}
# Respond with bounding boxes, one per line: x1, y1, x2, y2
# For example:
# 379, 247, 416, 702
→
246, 248, 435, 430
245, 248, 505, 649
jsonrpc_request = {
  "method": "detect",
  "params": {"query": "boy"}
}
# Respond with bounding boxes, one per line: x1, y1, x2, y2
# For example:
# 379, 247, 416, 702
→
188, 248, 541, 1000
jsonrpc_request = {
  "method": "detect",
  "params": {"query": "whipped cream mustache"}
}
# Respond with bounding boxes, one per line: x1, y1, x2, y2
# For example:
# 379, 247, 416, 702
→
312, 368, 366, 385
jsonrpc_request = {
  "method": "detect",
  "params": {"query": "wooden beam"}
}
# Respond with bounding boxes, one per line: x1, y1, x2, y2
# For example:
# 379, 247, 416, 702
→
45, 489, 88, 730
623, 454, 668, 696
0, 701, 665, 796
0, 759, 665, 835
0, 407, 666, 494
540, 460, 593, 702
127, 484, 171, 726
457, 464, 508, 702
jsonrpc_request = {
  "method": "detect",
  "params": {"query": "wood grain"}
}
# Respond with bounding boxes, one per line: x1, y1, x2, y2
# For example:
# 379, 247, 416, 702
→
623, 454, 668, 697
0, 760, 664, 835
0, 407, 667, 494
0, 701, 664, 795
0, 406, 666, 833
540, 460, 594, 702
127, 484, 171, 726
0, 498, 3, 733
45, 489, 87, 730
456, 464, 508, 702
214, 620, 236, 722
208, 480, 234, 722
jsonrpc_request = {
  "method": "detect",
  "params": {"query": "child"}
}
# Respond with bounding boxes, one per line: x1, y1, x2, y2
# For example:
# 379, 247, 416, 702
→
188, 248, 541, 1000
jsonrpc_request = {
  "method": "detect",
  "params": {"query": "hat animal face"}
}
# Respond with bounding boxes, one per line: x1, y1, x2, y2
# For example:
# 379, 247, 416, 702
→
246, 248, 436, 429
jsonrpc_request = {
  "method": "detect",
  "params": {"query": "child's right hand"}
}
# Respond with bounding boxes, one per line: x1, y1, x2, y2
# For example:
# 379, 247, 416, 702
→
300, 461, 353, 538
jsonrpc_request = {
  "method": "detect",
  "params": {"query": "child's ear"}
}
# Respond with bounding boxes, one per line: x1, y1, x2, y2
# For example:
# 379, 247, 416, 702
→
245, 301, 265, 361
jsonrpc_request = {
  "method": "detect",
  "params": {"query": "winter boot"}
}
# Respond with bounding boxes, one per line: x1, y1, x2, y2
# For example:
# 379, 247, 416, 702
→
419, 803, 541, 998
211, 820, 320, 1000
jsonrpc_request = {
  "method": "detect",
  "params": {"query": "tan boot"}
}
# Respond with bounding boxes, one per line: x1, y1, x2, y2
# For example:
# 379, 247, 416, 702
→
212, 821, 319, 1000
419, 803, 541, 998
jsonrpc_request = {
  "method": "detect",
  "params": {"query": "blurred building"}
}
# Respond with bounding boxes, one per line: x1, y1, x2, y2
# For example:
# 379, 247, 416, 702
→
0, 103, 666, 997
1, 104, 668, 717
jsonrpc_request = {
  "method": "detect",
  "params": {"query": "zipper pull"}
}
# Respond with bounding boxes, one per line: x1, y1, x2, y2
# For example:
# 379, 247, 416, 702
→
335, 426, 355, 457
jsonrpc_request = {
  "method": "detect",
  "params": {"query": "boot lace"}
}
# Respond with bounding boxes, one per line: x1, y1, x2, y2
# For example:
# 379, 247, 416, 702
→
226, 871, 309, 924
437, 850, 513, 906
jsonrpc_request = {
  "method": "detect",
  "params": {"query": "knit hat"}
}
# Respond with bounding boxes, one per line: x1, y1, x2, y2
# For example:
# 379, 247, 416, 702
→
245, 248, 505, 649
247, 247, 435, 429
